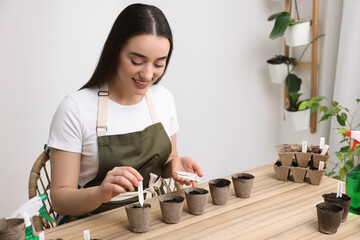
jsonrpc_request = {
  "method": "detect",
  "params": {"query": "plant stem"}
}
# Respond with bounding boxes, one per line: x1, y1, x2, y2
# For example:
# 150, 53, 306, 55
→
290, 34, 325, 74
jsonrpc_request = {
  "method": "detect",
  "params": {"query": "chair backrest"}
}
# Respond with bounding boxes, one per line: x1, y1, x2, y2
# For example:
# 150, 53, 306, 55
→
28, 150, 56, 231
28, 149, 183, 231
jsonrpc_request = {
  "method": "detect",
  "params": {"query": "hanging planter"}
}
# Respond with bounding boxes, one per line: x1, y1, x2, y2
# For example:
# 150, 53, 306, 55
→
267, 56, 294, 84
284, 20, 311, 47
284, 106, 310, 131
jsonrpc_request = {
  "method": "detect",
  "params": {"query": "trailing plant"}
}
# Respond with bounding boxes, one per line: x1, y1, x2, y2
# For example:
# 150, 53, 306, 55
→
300, 97, 360, 180
267, 0, 301, 39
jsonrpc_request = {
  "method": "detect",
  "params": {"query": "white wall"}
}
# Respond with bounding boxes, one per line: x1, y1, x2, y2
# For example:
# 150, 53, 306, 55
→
0, 0, 341, 217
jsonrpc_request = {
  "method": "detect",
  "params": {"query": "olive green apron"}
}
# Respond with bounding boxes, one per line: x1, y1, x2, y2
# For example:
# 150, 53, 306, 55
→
57, 83, 172, 224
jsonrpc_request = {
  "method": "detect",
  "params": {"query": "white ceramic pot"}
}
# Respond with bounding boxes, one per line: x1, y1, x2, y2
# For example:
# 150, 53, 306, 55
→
285, 21, 311, 47
284, 107, 310, 131
267, 63, 290, 84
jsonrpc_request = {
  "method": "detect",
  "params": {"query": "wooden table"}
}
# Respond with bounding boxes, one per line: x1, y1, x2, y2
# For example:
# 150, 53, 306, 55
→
45, 164, 360, 239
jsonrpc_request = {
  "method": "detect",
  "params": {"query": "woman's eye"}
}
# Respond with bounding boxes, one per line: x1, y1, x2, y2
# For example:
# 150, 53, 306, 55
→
154, 63, 164, 68
130, 59, 142, 65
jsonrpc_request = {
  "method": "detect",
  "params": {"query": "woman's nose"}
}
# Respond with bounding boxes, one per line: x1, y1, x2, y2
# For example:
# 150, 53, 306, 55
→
139, 64, 154, 81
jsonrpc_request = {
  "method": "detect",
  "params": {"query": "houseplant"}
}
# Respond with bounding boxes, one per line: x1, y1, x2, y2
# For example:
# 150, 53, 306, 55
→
299, 97, 360, 180
267, 55, 295, 84
268, 0, 310, 46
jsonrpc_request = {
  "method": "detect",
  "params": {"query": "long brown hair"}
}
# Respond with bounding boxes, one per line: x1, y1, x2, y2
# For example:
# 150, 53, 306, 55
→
81, 3, 173, 89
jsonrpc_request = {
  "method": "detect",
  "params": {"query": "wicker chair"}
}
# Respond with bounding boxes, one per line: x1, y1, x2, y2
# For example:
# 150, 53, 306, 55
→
28, 148, 182, 231
28, 150, 56, 232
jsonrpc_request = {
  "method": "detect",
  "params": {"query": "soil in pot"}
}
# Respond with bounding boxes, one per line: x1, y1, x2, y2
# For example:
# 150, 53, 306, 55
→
232, 173, 255, 198
276, 144, 298, 166
322, 193, 351, 223
159, 195, 184, 224
290, 167, 307, 183
316, 202, 343, 234
273, 161, 290, 181
209, 178, 231, 205
184, 187, 209, 215
0, 218, 25, 240
125, 203, 151, 233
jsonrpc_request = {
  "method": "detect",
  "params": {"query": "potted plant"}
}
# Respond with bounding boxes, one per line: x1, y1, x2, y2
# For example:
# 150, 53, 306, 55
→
267, 55, 295, 84
299, 97, 360, 180
268, 0, 311, 47
282, 34, 324, 131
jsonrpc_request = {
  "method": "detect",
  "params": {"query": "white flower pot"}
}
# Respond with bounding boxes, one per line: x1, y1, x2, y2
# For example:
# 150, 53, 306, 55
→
267, 63, 290, 84
284, 107, 310, 131
285, 21, 311, 47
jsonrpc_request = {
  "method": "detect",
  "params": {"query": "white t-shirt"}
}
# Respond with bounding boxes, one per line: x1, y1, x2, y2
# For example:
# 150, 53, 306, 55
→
47, 84, 179, 187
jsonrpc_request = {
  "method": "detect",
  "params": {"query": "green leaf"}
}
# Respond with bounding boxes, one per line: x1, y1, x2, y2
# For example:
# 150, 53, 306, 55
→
337, 114, 346, 126
332, 101, 339, 107
311, 103, 319, 113
345, 107, 350, 112
270, 15, 290, 39
333, 175, 341, 180
298, 101, 309, 111
267, 11, 289, 21
338, 128, 348, 135
286, 74, 302, 93
319, 106, 328, 113
341, 112, 348, 122
326, 171, 336, 176
335, 152, 342, 159
288, 92, 302, 111
340, 138, 348, 143
319, 113, 331, 122
339, 168, 346, 178
310, 96, 326, 103
356, 99, 360, 103
339, 146, 350, 152
345, 159, 354, 169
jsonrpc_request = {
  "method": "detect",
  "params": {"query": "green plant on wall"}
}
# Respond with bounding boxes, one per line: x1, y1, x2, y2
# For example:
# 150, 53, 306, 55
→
300, 98, 360, 180
267, 0, 301, 39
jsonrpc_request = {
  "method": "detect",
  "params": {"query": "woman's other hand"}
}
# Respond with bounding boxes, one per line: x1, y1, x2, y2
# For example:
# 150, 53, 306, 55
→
170, 156, 203, 187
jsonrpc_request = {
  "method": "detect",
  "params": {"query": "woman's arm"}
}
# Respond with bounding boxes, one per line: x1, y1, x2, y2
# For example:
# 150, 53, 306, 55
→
162, 134, 203, 187
50, 148, 142, 216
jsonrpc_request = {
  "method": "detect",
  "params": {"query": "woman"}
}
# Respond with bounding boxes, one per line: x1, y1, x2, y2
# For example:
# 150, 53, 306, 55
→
48, 3, 202, 222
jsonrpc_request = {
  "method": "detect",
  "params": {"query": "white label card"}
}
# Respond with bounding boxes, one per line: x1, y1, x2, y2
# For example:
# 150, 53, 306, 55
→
318, 161, 324, 170
302, 141, 307, 153
39, 232, 44, 240
138, 181, 144, 207
320, 137, 325, 149
84, 229, 90, 240
337, 181, 343, 198
321, 145, 329, 155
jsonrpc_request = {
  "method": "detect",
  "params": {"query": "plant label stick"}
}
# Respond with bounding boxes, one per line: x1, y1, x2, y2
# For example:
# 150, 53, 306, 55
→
39, 232, 44, 240
318, 161, 325, 171
320, 137, 325, 149
337, 181, 343, 198
138, 181, 144, 207
321, 145, 329, 155
84, 229, 90, 240
302, 141, 307, 153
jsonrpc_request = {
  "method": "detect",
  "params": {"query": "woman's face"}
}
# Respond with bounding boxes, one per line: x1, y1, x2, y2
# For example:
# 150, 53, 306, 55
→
115, 34, 170, 98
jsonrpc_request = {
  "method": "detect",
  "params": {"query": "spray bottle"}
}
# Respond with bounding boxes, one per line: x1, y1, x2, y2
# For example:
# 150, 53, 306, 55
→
345, 130, 360, 215
7, 194, 55, 240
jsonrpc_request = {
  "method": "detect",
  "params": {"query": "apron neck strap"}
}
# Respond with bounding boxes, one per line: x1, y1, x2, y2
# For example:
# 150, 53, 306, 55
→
96, 83, 160, 137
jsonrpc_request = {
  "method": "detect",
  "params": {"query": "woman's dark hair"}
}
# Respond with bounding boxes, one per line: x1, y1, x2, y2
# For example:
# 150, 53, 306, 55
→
81, 3, 173, 89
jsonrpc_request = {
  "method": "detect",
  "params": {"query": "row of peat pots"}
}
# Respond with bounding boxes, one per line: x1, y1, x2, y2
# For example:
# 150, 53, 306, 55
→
274, 144, 329, 185
126, 173, 255, 233
316, 193, 351, 235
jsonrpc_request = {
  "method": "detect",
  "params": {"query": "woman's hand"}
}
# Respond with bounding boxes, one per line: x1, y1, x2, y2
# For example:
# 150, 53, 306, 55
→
170, 156, 203, 187
97, 167, 143, 203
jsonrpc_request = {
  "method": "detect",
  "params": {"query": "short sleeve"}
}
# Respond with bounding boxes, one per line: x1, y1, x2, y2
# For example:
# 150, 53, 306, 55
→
47, 95, 83, 153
